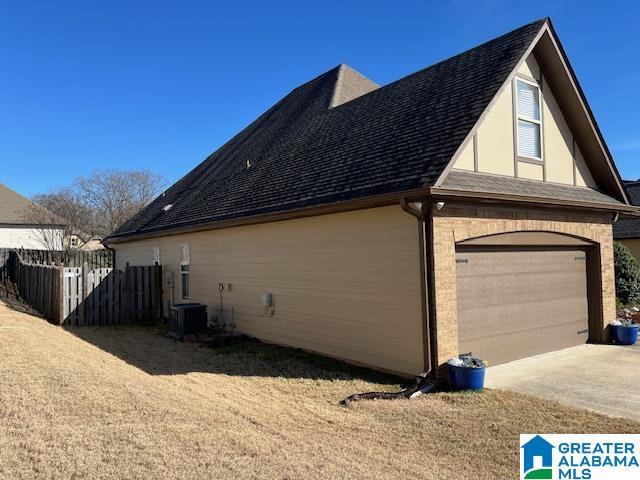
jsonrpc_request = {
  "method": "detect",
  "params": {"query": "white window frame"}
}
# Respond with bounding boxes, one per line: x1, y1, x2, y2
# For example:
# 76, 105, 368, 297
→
514, 76, 543, 162
153, 246, 161, 265
180, 244, 190, 300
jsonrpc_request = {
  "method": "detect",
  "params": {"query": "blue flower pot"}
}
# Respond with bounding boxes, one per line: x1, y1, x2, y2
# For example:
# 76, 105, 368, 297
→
448, 364, 486, 390
610, 324, 639, 345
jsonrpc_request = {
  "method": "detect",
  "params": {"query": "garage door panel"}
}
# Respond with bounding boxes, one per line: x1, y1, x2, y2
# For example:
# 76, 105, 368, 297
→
456, 248, 589, 366
457, 278, 586, 310
458, 302, 586, 340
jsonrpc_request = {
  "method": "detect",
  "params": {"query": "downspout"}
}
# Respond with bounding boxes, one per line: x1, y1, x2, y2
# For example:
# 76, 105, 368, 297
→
400, 198, 437, 380
339, 199, 437, 404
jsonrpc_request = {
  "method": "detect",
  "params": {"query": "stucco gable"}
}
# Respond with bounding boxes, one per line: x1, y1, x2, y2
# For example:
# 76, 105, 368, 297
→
441, 20, 628, 205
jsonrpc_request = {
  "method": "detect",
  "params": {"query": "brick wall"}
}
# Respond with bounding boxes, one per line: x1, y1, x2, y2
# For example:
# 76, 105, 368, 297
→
431, 205, 615, 378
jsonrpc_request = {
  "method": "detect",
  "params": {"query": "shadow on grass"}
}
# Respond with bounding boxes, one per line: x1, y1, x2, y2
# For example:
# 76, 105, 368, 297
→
0, 289, 403, 385
62, 320, 405, 386
0, 284, 43, 318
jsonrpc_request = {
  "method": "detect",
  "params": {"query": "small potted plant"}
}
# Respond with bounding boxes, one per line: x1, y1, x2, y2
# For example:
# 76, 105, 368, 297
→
447, 353, 487, 390
610, 318, 639, 345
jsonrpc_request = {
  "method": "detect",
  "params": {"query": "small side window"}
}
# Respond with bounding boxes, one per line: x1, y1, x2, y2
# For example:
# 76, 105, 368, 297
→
180, 244, 190, 300
515, 78, 542, 160
153, 246, 161, 265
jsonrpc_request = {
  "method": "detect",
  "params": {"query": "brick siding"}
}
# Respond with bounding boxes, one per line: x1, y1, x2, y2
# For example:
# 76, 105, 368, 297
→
431, 206, 614, 379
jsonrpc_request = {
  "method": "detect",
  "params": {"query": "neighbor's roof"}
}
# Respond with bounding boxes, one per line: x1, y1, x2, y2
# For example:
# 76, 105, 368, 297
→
107, 18, 625, 243
0, 182, 64, 226
614, 181, 640, 239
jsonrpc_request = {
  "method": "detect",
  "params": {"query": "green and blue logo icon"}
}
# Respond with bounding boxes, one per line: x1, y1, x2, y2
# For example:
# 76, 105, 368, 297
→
520, 434, 640, 479
521, 435, 554, 479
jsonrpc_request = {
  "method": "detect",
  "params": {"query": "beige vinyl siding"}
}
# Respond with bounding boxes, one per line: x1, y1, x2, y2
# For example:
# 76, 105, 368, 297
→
113, 206, 425, 375
115, 243, 155, 267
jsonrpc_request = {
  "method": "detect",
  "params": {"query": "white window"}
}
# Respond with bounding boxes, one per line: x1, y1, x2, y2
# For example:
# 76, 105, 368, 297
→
515, 78, 542, 159
180, 244, 190, 300
153, 246, 161, 265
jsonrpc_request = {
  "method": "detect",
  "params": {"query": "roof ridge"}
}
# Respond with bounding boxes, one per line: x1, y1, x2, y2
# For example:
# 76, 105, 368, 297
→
313, 19, 548, 116
341, 63, 379, 88
367, 18, 547, 98
328, 64, 346, 109
328, 63, 379, 108
106, 18, 559, 241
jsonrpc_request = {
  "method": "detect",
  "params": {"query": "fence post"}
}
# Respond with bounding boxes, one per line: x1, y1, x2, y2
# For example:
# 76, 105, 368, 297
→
155, 265, 163, 320
58, 267, 64, 325
81, 263, 88, 326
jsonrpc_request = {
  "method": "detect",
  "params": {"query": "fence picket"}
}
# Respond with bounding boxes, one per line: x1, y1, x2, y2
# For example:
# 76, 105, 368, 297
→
9, 252, 162, 327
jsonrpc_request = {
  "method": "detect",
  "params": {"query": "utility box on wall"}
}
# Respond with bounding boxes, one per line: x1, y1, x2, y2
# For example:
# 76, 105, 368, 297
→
260, 292, 272, 307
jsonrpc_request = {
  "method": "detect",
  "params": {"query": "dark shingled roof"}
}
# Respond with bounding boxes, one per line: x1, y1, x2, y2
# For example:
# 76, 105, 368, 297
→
614, 181, 640, 239
0, 182, 63, 226
109, 19, 548, 241
441, 171, 625, 207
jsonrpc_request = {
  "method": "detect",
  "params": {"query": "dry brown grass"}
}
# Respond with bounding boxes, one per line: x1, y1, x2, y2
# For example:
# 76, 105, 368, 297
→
0, 300, 638, 479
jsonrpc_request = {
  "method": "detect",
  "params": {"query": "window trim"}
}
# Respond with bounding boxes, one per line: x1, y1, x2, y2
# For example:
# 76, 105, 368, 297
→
514, 76, 544, 163
179, 244, 190, 301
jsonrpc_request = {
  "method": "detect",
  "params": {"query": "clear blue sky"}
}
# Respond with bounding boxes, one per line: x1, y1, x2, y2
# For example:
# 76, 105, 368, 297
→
1, 1, 639, 197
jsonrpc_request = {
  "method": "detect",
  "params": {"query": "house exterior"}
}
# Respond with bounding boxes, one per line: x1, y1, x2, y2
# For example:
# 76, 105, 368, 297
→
0, 182, 65, 250
79, 236, 105, 251
105, 18, 637, 379
67, 234, 105, 251
613, 180, 640, 259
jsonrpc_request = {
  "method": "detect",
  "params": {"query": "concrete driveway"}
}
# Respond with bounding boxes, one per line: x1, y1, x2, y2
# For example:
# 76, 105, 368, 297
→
485, 344, 640, 421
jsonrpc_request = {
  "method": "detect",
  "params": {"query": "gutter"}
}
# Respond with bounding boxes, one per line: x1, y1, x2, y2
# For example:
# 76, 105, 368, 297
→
105, 187, 638, 246
104, 187, 433, 245
431, 187, 640, 215
400, 198, 436, 380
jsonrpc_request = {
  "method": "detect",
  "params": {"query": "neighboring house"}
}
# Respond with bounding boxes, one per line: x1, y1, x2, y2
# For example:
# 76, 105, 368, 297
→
613, 180, 640, 259
66, 234, 105, 251
0, 182, 65, 250
80, 236, 105, 251
105, 18, 637, 378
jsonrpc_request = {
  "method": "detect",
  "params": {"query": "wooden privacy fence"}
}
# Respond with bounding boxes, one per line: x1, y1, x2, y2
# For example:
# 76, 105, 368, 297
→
14, 261, 63, 323
0, 247, 113, 270
63, 265, 163, 326
10, 252, 162, 326
0, 249, 10, 282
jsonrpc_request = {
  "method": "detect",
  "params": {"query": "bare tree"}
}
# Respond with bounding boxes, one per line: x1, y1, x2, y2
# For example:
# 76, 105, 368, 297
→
29, 169, 167, 244
74, 169, 167, 236
32, 189, 97, 244
23, 204, 67, 252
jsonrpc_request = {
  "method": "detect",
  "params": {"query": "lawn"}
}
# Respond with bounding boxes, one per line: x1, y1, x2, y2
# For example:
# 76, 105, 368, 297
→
0, 299, 637, 479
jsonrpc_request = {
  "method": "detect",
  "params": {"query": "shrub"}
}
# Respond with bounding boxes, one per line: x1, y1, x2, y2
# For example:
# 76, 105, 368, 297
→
614, 242, 640, 305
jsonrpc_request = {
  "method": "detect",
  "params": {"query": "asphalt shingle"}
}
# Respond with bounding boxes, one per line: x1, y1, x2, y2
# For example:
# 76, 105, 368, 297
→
614, 181, 640, 239
0, 183, 62, 226
441, 170, 625, 206
109, 20, 547, 240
